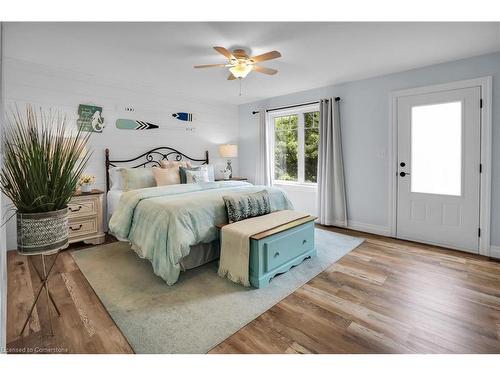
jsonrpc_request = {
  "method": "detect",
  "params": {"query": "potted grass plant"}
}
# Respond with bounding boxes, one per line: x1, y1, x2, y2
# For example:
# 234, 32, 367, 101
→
0, 105, 91, 254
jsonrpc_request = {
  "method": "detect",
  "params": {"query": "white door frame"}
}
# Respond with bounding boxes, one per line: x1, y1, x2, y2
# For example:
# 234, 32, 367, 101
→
388, 76, 493, 256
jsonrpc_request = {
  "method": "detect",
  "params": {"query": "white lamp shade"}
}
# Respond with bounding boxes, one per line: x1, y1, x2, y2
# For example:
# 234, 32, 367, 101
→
218, 144, 238, 158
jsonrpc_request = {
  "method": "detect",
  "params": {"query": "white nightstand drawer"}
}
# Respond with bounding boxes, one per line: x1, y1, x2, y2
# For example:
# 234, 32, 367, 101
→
68, 196, 98, 218
68, 189, 105, 245
68, 217, 98, 239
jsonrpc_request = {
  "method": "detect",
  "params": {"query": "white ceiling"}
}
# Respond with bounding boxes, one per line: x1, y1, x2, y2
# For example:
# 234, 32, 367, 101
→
4, 22, 500, 105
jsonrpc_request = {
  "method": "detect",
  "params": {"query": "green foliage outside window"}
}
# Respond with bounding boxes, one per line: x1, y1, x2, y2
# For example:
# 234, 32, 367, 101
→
274, 111, 319, 183
304, 111, 319, 183
274, 115, 298, 181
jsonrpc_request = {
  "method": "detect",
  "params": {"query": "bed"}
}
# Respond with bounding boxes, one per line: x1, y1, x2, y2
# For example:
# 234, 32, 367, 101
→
105, 147, 293, 285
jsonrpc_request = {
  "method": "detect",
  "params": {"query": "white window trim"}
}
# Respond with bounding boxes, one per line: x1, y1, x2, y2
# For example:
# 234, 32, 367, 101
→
268, 103, 320, 186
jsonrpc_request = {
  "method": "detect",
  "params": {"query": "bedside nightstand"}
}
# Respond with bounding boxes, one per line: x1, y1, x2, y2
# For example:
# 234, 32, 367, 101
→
68, 189, 105, 245
215, 177, 248, 181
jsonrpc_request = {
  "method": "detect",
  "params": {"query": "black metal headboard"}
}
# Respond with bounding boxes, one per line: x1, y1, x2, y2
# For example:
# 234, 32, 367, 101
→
105, 147, 209, 191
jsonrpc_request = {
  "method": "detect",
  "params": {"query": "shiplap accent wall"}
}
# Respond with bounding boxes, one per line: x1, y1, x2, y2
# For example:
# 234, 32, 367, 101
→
2, 57, 239, 250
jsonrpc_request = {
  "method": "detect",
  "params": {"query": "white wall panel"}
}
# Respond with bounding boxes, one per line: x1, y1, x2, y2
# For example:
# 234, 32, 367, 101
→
2, 57, 239, 250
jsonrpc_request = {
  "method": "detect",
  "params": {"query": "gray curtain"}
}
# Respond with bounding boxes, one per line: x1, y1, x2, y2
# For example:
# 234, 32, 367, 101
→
254, 110, 272, 186
317, 98, 347, 226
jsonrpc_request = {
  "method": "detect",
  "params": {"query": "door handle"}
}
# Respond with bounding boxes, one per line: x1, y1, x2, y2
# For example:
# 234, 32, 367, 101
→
399, 172, 410, 177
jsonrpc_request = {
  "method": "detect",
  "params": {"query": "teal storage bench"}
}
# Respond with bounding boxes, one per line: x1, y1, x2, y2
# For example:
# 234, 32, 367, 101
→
218, 215, 317, 288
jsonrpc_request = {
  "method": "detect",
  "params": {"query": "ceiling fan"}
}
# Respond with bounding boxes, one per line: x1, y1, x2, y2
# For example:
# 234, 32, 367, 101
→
194, 46, 282, 80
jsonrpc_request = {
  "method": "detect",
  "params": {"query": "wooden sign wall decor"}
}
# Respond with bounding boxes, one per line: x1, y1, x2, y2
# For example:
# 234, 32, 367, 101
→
77, 104, 105, 132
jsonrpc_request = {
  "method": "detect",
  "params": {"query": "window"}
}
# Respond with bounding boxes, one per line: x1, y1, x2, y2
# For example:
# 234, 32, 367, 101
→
411, 101, 462, 196
270, 105, 320, 185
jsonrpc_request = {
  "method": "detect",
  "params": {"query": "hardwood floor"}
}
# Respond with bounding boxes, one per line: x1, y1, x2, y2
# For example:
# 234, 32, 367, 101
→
6, 228, 500, 354
6, 236, 134, 354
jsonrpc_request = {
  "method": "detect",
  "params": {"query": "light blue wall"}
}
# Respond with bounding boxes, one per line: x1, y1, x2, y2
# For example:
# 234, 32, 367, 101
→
239, 52, 500, 246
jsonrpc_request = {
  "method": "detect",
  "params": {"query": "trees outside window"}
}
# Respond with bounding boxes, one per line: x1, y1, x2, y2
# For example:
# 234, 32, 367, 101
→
274, 114, 298, 181
271, 106, 319, 185
304, 111, 319, 183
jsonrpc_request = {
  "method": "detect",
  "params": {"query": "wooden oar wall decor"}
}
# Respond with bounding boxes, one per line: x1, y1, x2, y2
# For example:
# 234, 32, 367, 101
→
115, 119, 159, 130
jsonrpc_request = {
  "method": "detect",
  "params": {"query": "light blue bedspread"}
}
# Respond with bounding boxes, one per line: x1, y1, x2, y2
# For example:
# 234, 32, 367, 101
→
108, 181, 293, 285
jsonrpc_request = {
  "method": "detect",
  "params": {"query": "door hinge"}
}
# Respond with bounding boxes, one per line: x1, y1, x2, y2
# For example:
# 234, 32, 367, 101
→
480, 99, 483, 108
478, 228, 481, 238
480, 163, 483, 173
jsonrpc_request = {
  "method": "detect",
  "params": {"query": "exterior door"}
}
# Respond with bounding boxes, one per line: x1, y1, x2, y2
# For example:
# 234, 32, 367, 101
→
396, 86, 481, 253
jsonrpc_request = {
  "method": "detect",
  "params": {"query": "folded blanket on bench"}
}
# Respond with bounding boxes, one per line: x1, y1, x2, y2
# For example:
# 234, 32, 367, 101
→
218, 210, 309, 286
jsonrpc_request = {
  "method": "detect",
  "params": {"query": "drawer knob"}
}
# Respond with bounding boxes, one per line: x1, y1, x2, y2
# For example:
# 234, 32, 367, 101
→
69, 224, 83, 231
303, 239, 307, 244
274, 252, 280, 258
69, 205, 82, 212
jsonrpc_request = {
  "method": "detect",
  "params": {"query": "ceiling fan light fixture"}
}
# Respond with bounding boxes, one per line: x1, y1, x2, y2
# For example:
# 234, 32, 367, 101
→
229, 63, 253, 78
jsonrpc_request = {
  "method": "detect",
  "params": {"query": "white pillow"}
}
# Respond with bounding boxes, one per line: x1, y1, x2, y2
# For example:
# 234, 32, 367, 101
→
206, 164, 215, 182
188, 164, 215, 182
185, 169, 210, 183
109, 167, 124, 190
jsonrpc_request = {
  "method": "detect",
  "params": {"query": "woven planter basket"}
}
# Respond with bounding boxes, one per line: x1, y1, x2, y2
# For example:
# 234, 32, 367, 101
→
17, 207, 69, 254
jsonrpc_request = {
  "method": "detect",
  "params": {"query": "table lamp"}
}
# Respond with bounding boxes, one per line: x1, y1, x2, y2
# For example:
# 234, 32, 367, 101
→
218, 144, 238, 179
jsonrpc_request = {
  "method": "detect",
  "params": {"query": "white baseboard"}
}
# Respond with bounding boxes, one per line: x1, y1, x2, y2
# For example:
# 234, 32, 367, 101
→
329, 220, 392, 237
347, 220, 392, 237
490, 245, 500, 259
323, 219, 500, 257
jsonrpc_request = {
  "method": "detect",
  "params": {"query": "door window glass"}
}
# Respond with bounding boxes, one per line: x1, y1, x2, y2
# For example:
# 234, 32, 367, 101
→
411, 101, 462, 196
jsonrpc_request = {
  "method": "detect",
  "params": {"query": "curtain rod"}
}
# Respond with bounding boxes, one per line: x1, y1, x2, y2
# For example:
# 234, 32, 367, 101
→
252, 97, 341, 115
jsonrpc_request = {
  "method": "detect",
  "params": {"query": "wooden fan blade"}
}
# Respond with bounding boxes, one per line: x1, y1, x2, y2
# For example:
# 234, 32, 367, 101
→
194, 64, 227, 68
250, 50, 281, 62
232, 49, 249, 60
253, 65, 278, 75
214, 46, 235, 60
227, 73, 237, 80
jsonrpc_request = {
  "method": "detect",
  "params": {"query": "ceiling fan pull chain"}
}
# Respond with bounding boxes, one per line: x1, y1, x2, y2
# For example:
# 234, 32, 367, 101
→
239, 78, 242, 96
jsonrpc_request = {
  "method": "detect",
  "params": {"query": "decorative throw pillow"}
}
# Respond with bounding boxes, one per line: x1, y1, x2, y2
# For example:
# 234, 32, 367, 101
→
160, 160, 191, 169
153, 166, 181, 186
121, 168, 156, 191
179, 165, 202, 183
108, 167, 124, 190
222, 190, 271, 223
185, 169, 210, 183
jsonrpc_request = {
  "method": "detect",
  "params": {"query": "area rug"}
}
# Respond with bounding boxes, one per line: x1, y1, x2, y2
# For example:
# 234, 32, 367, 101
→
72, 228, 363, 353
